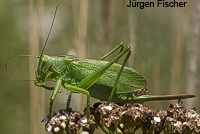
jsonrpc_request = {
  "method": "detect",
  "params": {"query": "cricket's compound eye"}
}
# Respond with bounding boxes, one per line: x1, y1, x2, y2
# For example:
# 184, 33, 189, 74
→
43, 58, 48, 63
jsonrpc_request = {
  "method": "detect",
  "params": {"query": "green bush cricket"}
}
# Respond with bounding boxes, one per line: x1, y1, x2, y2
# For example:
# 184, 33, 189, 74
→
6, 3, 195, 126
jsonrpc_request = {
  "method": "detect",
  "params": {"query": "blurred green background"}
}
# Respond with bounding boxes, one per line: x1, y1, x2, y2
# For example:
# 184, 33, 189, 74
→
1, 0, 199, 133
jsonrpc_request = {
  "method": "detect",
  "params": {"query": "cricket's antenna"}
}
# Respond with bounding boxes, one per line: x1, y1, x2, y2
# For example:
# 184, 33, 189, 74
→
41, 2, 65, 55
5, 54, 36, 81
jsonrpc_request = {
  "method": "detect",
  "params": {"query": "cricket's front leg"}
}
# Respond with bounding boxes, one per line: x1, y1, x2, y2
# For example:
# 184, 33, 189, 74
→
34, 81, 54, 90
34, 73, 56, 90
47, 76, 63, 123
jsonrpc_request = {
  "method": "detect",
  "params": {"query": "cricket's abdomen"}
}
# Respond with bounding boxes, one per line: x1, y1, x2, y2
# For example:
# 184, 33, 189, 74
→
68, 59, 147, 102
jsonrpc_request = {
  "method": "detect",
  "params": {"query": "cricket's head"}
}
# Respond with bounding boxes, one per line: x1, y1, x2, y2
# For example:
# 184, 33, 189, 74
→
35, 54, 75, 83
35, 54, 52, 83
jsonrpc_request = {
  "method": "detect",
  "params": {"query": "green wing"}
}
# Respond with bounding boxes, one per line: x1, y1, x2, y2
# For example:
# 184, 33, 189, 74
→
67, 59, 195, 103
68, 59, 147, 94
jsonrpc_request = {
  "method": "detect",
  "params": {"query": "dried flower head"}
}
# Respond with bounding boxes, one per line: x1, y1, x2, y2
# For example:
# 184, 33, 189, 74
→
43, 100, 200, 134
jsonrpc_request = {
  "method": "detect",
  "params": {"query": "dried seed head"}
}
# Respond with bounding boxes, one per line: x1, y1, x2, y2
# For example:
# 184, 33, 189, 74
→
104, 106, 113, 111
59, 115, 67, 120
43, 100, 200, 134
60, 122, 66, 128
81, 131, 89, 134
154, 117, 161, 122
46, 124, 52, 132
81, 118, 88, 125
173, 121, 182, 132
136, 88, 148, 95
54, 127, 60, 132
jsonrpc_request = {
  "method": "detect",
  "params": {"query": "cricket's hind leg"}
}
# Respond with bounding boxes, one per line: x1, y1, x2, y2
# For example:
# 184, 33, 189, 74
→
97, 42, 133, 105
98, 42, 124, 62
70, 45, 132, 122
106, 46, 131, 105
